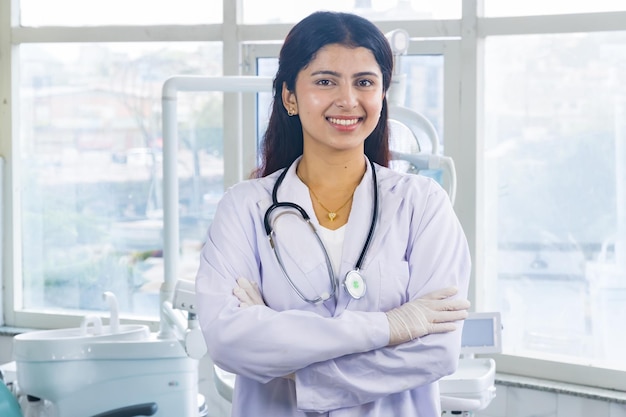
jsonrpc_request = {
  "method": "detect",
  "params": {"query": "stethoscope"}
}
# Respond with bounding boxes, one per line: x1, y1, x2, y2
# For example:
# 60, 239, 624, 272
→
263, 159, 378, 304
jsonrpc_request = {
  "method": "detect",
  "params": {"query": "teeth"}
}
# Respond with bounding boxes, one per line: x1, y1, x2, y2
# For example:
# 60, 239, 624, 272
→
328, 117, 359, 126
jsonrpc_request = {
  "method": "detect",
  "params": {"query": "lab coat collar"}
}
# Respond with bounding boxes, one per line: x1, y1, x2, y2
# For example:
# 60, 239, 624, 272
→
260, 156, 405, 315
337, 158, 404, 313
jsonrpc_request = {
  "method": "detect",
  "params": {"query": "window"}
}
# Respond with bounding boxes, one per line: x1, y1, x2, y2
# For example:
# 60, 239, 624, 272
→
241, 0, 461, 23
18, 42, 222, 318
20, 0, 222, 26
484, 0, 626, 17
483, 32, 626, 372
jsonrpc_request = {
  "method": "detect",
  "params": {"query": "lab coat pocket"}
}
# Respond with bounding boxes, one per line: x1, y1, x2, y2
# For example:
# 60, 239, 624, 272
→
377, 260, 410, 312
261, 212, 333, 309
262, 259, 333, 311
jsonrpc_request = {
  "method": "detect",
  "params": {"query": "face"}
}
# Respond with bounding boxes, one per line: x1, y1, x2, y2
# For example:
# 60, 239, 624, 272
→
282, 43, 385, 156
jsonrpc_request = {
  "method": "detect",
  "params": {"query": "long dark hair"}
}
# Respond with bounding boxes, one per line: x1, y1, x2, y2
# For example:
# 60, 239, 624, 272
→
254, 11, 393, 178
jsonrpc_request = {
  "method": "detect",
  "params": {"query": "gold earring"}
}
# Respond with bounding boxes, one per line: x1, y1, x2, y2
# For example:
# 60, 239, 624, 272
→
287, 108, 296, 117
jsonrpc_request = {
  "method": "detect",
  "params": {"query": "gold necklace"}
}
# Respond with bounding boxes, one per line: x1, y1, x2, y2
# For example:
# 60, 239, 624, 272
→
308, 187, 354, 221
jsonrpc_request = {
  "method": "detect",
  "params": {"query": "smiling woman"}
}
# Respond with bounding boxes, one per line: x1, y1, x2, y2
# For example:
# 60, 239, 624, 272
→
195, 10, 471, 417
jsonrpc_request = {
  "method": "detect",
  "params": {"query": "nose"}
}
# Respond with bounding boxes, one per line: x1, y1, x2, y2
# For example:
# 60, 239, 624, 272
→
335, 84, 358, 109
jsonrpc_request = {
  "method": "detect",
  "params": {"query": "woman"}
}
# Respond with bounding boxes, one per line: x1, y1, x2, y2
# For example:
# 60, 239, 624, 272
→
196, 11, 471, 417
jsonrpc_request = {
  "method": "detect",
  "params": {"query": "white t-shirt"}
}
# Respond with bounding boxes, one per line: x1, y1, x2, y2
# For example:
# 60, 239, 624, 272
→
316, 225, 346, 277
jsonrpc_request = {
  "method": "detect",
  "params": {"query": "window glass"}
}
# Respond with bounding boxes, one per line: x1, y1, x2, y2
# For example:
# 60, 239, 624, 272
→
398, 55, 444, 144
484, 32, 626, 370
19, 0, 222, 26
484, 0, 626, 17
19, 42, 223, 317
242, 0, 460, 24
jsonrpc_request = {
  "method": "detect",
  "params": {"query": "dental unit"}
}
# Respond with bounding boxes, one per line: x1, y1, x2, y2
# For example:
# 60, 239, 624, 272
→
11, 290, 201, 417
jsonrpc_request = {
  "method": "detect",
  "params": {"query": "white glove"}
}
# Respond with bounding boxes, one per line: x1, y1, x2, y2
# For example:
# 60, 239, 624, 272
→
386, 286, 470, 346
233, 277, 266, 308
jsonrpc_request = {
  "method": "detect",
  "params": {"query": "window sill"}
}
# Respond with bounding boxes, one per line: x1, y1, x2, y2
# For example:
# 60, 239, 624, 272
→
496, 373, 626, 404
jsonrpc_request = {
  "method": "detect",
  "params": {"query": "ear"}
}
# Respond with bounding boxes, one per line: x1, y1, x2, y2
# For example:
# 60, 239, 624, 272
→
281, 82, 298, 115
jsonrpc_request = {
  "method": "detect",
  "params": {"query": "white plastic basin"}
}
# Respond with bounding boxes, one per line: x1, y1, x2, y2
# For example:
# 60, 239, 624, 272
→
439, 358, 497, 411
13, 327, 193, 411
13, 324, 151, 361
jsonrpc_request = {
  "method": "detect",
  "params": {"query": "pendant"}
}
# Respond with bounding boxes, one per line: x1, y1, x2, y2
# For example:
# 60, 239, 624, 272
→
328, 212, 337, 221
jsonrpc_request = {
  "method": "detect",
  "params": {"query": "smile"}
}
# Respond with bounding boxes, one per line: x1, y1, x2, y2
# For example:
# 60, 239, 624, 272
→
327, 117, 361, 126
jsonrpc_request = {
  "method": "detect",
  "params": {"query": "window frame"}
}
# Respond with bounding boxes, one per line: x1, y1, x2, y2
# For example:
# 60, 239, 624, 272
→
2, 0, 626, 391
471, 4, 626, 392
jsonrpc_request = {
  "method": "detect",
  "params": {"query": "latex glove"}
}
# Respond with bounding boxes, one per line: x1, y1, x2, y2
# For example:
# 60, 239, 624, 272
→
233, 278, 266, 308
386, 286, 470, 346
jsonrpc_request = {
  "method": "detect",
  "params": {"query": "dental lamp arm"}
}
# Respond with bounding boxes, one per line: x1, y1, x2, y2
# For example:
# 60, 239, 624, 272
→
161, 280, 208, 359
385, 29, 410, 107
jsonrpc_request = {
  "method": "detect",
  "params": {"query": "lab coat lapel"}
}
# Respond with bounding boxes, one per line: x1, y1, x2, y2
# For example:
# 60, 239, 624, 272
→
274, 159, 313, 213
268, 158, 322, 267
336, 162, 404, 314
259, 159, 338, 314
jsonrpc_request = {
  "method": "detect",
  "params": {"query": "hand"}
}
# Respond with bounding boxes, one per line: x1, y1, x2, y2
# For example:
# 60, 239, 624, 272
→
233, 278, 266, 308
386, 287, 470, 346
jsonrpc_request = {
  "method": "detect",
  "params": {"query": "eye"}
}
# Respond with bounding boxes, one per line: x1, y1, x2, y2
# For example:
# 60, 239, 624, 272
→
315, 79, 333, 86
357, 79, 374, 87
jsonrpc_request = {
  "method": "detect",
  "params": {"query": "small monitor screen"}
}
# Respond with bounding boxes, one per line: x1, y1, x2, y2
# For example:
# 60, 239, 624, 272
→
462, 318, 495, 347
460, 312, 501, 354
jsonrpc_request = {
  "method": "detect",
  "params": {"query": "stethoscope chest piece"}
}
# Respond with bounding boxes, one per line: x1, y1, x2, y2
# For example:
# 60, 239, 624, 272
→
344, 269, 366, 299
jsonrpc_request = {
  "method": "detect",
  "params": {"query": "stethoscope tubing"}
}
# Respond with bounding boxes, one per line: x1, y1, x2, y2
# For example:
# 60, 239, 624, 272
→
354, 161, 378, 271
264, 158, 378, 303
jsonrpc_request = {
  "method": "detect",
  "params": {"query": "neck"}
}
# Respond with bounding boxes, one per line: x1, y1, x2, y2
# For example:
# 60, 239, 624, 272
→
296, 153, 367, 229
297, 153, 367, 190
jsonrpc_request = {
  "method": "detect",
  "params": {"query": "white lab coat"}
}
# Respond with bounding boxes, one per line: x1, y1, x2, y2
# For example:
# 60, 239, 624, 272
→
196, 157, 471, 417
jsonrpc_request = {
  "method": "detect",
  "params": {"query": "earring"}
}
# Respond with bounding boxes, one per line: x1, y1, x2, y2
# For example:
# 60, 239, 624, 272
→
287, 108, 296, 117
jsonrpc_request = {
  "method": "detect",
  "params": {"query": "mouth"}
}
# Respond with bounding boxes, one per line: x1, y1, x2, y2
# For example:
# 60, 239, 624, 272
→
326, 117, 362, 126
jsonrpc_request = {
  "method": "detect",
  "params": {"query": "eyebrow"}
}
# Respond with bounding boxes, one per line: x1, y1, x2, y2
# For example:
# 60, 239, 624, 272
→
310, 70, 380, 78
